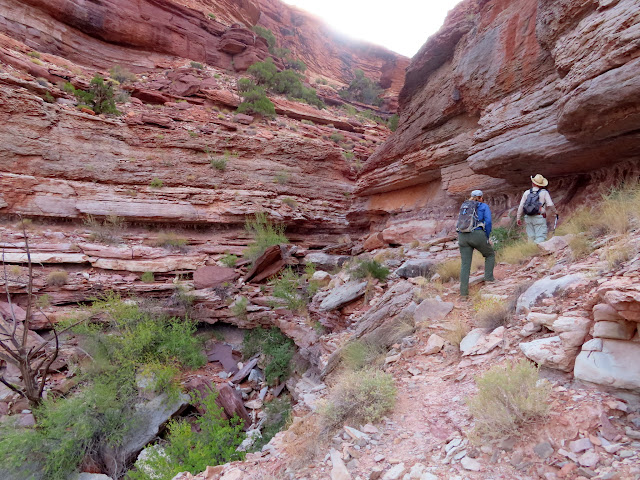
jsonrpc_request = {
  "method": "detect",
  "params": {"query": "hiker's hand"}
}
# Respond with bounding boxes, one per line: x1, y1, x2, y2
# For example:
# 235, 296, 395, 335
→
517, 219, 522, 226
542, 213, 547, 218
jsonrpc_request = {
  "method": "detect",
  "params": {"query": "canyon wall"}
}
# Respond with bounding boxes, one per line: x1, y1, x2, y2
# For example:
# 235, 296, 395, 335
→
0, 0, 408, 94
352, 0, 640, 237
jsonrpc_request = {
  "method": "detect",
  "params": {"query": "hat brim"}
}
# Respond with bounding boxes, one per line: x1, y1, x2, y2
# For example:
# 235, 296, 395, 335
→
531, 176, 548, 187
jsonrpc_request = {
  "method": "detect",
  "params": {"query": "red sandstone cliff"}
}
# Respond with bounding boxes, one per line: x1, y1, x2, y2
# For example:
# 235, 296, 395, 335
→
352, 0, 640, 236
0, 0, 407, 95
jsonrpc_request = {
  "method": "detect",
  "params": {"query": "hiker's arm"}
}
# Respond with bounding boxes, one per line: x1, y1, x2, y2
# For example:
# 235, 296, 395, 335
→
484, 204, 492, 239
544, 191, 557, 217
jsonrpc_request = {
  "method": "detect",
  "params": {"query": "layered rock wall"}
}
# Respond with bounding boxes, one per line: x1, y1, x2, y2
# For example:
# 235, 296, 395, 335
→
353, 0, 640, 233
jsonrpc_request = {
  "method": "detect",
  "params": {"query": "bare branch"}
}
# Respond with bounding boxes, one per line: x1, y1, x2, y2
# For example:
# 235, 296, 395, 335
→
0, 376, 27, 398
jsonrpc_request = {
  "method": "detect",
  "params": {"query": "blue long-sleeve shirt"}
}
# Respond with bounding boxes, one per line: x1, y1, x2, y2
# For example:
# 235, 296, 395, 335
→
475, 202, 492, 239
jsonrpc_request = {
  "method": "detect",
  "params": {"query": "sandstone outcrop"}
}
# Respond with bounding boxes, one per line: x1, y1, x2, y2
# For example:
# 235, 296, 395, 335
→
352, 0, 640, 233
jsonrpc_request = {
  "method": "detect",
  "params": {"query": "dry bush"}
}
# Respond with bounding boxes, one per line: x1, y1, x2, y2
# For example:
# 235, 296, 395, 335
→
560, 182, 640, 237
443, 313, 469, 347
473, 296, 512, 330
47, 270, 68, 286
281, 415, 328, 470
155, 231, 188, 251
569, 235, 593, 260
340, 339, 385, 371
497, 240, 540, 264
84, 214, 126, 244
467, 359, 551, 441
437, 253, 484, 282
602, 242, 634, 270
320, 368, 396, 431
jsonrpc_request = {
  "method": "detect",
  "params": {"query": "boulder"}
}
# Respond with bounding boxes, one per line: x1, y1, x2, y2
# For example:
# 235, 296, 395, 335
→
463, 326, 505, 356
330, 448, 352, 480
311, 270, 331, 287
319, 281, 368, 311
459, 328, 485, 355
395, 259, 437, 279
244, 245, 294, 283
603, 289, 640, 321
363, 232, 387, 251
537, 235, 573, 254
516, 274, 585, 313
520, 336, 578, 372
423, 334, 445, 355
413, 297, 454, 323
574, 339, 640, 392
593, 320, 637, 340
304, 252, 350, 271
593, 303, 623, 322
193, 266, 239, 289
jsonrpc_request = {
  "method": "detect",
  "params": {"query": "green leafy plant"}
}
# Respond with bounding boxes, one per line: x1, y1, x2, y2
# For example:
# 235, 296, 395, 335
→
467, 359, 551, 441
388, 114, 399, 131
190, 61, 204, 70
220, 253, 238, 268
128, 388, 245, 480
231, 296, 248, 320
340, 340, 384, 371
243, 327, 295, 385
150, 178, 164, 188
252, 26, 276, 51
237, 85, 276, 118
141, 271, 155, 283
273, 171, 290, 184
244, 212, 288, 262
271, 267, 307, 312
338, 69, 383, 106
252, 397, 291, 451
329, 133, 344, 143
351, 260, 389, 282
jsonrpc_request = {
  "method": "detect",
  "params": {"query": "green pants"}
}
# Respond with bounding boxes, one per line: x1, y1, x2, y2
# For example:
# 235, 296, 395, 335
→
458, 230, 495, 296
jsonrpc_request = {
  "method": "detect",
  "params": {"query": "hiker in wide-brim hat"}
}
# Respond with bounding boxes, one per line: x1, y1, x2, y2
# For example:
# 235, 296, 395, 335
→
455, 189, 495, 297
517, 174, 557, 243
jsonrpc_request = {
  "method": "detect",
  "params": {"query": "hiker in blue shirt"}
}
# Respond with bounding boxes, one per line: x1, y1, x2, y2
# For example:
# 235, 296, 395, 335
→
456, 189, 495, 297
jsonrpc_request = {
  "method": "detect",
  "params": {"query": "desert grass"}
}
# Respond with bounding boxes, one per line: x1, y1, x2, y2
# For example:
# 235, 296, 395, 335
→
497, 240, 540, 264
46, 270, 69, 286
467, 359, 551, 442
443, 313, 470, 347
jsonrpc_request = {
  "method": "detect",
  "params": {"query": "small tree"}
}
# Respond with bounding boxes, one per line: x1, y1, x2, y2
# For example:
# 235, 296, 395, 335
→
0, 223, 64, 409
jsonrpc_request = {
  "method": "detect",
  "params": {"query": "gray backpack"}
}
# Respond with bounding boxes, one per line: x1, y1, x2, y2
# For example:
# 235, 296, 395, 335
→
456, 200, 484, 233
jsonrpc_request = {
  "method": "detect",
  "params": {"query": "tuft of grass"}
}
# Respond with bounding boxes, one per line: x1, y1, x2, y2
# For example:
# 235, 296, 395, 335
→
320, 368, 396, 430
141, 271, 155, 283
436, 258, 461, 282
244, 212, 288, 262
150, 178, 164, 188
155, 232, 188, 252
351, 260, 389, 282
273, 171, 290, 184
220, 253, 238, 268
473, 296, 511, 330
231, 296, 248, 320
251, 397, 291, 451
568, 235, 593, 260
602, 242, 634, 270
497, 240, 540, 264
190, 61, 204, 70
559, 181, 640, 237
271, 267, 307, 313
47, 270, 68, 287
467, 359, 551, 441
281, 197, 298, 208
210, 157, 227, 171
340, 340, 384, 371
443, 313, 470, 347
84, 214, 127, 245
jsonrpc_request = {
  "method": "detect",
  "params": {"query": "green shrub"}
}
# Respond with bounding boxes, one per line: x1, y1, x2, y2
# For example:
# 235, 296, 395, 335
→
190, 61, 204, 70
129, 388, 245, 480
207, 13, 216, 20
237, 85, 276, 118
473, 296, 512, 330
243, 327, 295, 385
284, 57, 307, 72
109, 65, 136, 84
141, 271, 155, 283
467, 359, 551, 441
352, 260, 389, 282
388, 114, 399, 131
271, 267, 307, 312
155, 232, 188, 251
28, 51, 41, 59
47, 270, 68, 286
150, 178, 164, 188
252, 26, 276, 50
244, 212, 288, 262
340, 340, 384, 371
490, 224, 524, 251
357, 109, 385, 124
211, 157, 227, 171
65, 75, 120, 115
252, 397, 291, 451
43, 91, 56, 103
320, 368, 396, 430
220, 253, 238, 268
338, 70, 383, 106
329, 133, 345, 143
237, 77, 255, 92
231, 296, 248, 320
273, 171, 290, 184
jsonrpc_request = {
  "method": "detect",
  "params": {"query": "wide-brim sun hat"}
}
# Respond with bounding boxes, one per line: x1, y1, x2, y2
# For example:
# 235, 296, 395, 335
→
531, 174, 548, 187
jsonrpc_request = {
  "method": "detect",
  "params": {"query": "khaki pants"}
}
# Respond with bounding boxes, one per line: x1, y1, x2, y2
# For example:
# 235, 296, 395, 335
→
458, 230, 495, 297
525, 215, 547, 244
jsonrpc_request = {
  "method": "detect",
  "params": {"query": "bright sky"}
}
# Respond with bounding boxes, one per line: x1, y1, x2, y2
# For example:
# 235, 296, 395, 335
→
281, 0, 463, 57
